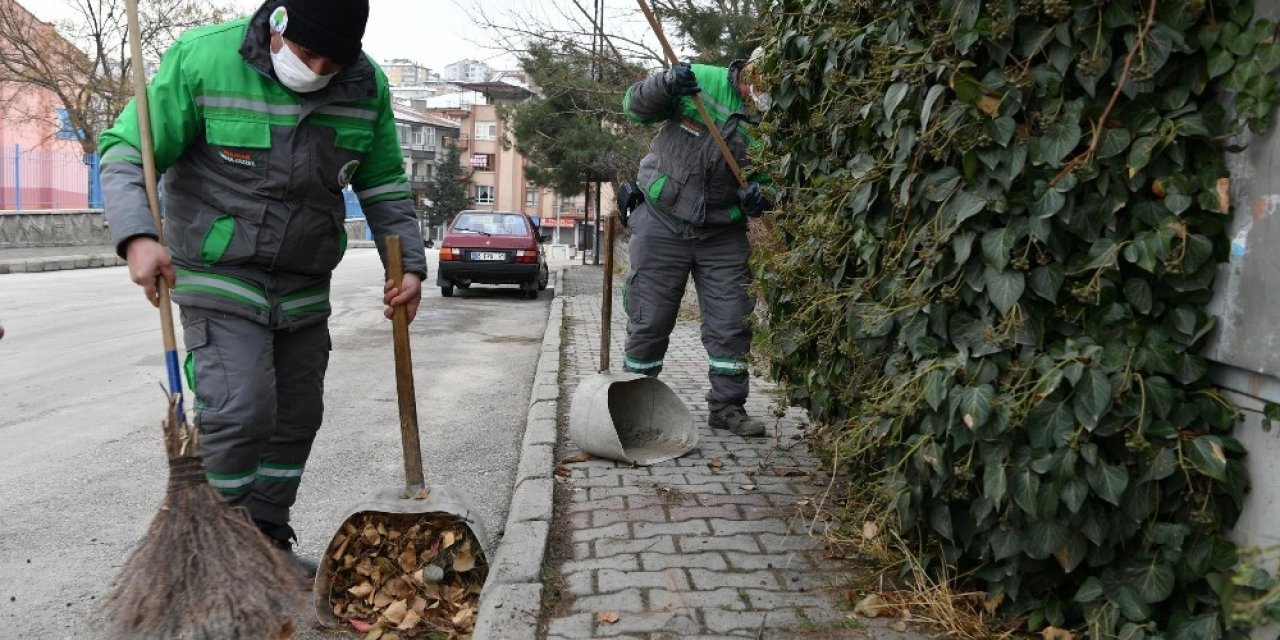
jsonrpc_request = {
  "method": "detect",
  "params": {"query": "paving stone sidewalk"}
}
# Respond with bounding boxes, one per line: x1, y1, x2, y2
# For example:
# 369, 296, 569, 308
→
538, 265, 927, 640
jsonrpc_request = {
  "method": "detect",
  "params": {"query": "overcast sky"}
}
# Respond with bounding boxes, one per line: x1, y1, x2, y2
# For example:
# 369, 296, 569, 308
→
25, 0, 658, 74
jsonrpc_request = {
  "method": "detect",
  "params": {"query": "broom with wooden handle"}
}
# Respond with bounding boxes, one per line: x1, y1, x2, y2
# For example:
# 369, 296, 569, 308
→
99, 0, 305, 637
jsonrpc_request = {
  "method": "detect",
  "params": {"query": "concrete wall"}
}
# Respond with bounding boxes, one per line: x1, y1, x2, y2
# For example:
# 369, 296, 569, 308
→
0, 210, 111, 248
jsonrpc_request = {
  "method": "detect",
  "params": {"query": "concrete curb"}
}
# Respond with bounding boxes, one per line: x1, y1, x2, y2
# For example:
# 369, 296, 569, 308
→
0, 253, 125, 274
473, 267, 567, 640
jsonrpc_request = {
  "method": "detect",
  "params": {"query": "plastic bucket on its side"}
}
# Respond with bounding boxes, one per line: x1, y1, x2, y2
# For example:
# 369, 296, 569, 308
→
568, 372, 698, 465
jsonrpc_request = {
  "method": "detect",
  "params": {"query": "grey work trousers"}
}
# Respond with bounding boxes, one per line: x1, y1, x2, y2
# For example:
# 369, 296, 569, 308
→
180, 306, 330, 527
622, 205, 754, 410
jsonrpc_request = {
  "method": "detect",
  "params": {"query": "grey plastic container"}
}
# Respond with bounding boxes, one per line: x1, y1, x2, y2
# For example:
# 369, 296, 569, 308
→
568, 371, 698, 465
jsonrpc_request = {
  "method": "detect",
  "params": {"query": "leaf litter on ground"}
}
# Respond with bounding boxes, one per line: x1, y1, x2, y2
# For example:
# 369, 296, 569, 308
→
322, 512, 488, 639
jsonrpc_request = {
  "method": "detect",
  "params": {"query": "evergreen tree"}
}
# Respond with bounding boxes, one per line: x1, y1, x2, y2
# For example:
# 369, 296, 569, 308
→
422, 144, 472, 229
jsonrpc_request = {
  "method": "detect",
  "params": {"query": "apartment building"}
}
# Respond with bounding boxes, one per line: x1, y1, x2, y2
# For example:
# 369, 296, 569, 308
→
442, 59, 493, 84
435, 80, 594, 251
382, 59, 435, 87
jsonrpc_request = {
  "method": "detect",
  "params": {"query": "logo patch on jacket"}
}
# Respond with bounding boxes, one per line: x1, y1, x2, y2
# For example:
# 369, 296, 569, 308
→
218, 148, 258, 168
338, 160, 360, 187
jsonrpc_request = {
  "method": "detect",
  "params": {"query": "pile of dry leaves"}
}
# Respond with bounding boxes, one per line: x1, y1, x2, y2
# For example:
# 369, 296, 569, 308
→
321, 513, 488, 639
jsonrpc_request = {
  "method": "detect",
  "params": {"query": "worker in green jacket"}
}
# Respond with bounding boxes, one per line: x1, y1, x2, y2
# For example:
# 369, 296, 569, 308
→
98, 0, 425, 571
618, 53, 772, 437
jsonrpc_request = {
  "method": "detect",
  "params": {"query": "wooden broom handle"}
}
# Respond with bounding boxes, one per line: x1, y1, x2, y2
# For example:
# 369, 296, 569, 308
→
386, 236, 426, 490
600, 215, 616, 372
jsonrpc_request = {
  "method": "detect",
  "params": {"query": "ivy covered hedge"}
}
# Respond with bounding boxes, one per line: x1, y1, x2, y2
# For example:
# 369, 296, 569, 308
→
754, 0, 1280, 635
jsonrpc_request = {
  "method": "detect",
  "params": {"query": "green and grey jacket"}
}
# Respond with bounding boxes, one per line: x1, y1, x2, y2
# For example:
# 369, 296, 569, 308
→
622, 63, 762, 232
99, 3, 425, 327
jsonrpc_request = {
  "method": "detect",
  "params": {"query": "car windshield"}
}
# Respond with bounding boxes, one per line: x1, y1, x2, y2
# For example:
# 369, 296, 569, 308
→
452, 213, 528, 237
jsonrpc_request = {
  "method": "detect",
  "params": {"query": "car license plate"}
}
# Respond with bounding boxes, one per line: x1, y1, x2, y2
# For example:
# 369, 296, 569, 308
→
472, 251, 506, 261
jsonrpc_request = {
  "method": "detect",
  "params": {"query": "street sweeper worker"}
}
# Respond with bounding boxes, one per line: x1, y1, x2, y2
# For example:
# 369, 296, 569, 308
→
98, 0, 425, 560
617, 51, 772, 438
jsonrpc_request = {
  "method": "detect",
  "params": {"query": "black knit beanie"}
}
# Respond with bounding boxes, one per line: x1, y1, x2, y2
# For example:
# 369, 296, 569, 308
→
272, 0, 368, 65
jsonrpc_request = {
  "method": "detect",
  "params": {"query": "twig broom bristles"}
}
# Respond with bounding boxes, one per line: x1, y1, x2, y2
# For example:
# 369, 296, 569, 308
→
101, 398, 305, 639
98, 0, 307, 635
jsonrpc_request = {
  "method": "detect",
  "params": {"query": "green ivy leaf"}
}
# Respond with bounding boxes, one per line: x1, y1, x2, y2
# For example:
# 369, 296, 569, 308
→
1164, 193, 1192, 214
923, 368, 951, 411
1144, 376, 1175, 419
1073, 369, 1113, 430
954, 383, 996, 427
984, 463, 1008, 504
1013, 467, 1041, 517
981, 225, 1019, 269
1097, 127, 1131, 159
1133, 562, 1175, 603
1027, 399, 1075, 449
921, 84, 946, 130
1174, 354, 1208, 385
884, 82, 910, 120
1124, 279, 1153, 314
1140, 447, 1179, 483
990, 527, 1023, 560
1031, 122, 1083, 167
945, 189, 987, 226
1060, 476, 1088, 513
990, 115, 1016, 147
1074, 576, 1104, 603
1027, 519, 1071, 558
1114, 584, 1151, 622
1029, 264, 1065, 301
985, 267, 1025, 315
1186, 435, 1228, 482
1087, 462, 1129, 506
1128, 136, 1160, 177
1031, 187, 1066, 218
1168, 614, 1222, 640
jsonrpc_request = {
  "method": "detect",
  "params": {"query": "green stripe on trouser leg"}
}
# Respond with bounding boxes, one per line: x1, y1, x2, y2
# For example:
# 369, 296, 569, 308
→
257, 462, 305, 483
205, 468, 256, 495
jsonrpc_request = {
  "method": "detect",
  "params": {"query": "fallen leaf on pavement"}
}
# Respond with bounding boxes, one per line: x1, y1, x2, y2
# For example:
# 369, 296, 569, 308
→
413, 487, 431, 500
554, 465, 572, 478
348, 618, 373, 633
740, 484, 758, 491
854, 594, 891, 618
862, 521, 879, 540
983, 591, 1005, 615
560, 452, 594, 464
1041, 627, 1075, 640
597, 611, 620, 624
773, 467, 806, 477
707, 458, 725, 470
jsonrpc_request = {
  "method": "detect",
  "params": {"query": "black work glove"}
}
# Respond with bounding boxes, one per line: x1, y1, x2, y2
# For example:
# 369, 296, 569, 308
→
663, 62, 701, 97
737, 182, 770, 218
615, 181, 642, 227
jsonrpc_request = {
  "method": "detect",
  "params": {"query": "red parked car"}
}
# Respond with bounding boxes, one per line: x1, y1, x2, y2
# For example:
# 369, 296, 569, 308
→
436, 210, 550, 299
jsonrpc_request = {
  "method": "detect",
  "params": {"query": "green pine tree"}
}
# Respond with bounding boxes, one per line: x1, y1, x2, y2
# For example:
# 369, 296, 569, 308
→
422, 144, 473, 229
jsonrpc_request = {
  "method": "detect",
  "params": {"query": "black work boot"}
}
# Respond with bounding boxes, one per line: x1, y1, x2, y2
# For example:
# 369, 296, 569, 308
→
708, 405, 767, 437
255, 519, 319, 579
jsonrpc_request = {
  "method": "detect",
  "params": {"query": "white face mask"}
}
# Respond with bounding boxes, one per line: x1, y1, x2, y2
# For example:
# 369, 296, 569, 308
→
271, 39, 336, 93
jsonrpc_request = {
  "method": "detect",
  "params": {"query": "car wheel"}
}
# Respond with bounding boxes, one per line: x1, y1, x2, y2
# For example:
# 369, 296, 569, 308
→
524, 288, 538, 300
442, 285, 454, 298
537, 266, 549, 291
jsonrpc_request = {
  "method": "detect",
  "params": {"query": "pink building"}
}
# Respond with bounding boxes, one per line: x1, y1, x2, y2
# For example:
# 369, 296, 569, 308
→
0, 1, 89, 211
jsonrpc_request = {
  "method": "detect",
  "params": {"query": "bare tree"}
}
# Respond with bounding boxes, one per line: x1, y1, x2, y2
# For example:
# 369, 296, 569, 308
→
0, 0, 236, 155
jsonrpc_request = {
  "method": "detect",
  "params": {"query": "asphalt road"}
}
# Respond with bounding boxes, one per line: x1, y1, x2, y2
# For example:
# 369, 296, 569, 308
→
0, 247, 557, 638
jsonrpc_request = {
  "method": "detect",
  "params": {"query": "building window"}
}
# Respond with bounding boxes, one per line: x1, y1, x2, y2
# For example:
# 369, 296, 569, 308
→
474, 121, 497, 141
424, 127, 436, 150
397, 123, 412, 146
413, 126, 426, 147
468, 153, 493, 171
475, 185, 495, 205
525, 188, 538, 206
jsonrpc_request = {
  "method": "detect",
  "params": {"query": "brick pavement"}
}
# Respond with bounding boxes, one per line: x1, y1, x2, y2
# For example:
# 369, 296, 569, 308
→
541, 265, 927, 640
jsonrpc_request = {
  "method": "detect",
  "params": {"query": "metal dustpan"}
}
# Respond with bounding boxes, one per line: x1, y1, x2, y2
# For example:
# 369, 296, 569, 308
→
313, 235, 490, 628
568, 215, 697, 465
